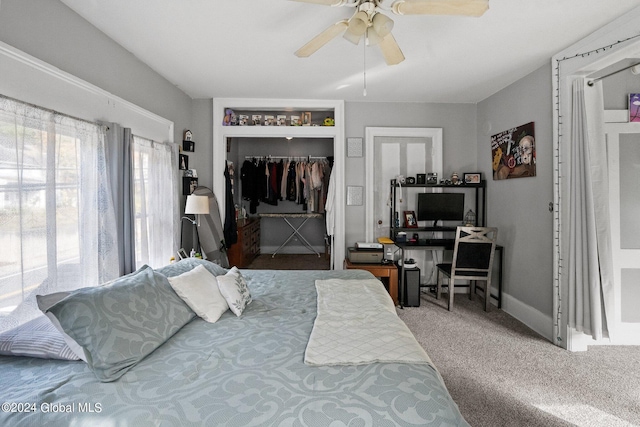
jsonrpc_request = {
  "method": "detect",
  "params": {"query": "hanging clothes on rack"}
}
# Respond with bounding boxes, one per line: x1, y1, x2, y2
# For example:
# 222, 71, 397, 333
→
241, 156, 332, 214
241, 158, 260, 214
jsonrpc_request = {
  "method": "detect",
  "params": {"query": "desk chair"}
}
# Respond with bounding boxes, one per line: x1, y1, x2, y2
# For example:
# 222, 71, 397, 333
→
436, 226, 498, 311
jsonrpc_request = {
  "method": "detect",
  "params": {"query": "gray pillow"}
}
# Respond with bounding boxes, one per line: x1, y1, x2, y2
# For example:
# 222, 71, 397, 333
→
40, 265, 195, 382
0, 316, 80, 361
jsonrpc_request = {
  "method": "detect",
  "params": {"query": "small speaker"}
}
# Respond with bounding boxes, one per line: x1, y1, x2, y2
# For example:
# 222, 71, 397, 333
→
403, 268, 421, 307
416, 174, 426, 184
406, 176, 415, 184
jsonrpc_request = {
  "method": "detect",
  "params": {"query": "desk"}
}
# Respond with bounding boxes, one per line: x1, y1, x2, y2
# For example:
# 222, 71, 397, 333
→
258, 213, 323, 257
344, 259, 398, 305
397, 241, 504, 309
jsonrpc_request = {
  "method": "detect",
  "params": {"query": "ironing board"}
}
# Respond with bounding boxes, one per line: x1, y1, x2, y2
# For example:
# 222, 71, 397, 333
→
258, 213, 323, 257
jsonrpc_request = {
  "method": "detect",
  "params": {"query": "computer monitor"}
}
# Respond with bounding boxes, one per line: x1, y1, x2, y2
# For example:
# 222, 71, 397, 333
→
417, 192, 465, 226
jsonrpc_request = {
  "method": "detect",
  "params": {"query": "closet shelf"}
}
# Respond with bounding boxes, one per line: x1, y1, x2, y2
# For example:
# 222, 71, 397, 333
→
219, 125, 337, 138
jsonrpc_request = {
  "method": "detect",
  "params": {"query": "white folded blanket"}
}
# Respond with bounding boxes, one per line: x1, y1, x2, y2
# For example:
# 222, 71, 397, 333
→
304, 278, 433, 366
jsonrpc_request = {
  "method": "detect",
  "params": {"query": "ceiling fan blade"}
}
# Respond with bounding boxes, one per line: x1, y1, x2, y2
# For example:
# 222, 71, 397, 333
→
288, 0, 345, 6
295, 20, 349, 57
392, 0, 489, 17
378, 33, 405, 65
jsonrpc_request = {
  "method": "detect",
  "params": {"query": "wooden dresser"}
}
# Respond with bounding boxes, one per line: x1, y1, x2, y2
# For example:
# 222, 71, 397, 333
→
227, 217, 260, 268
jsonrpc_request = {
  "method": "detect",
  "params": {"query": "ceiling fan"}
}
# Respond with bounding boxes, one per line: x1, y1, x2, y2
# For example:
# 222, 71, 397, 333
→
292, 0, 489, 65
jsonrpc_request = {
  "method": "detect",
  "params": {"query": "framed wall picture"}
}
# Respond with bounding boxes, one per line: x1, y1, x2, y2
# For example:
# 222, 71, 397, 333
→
491, 122, 536, 180
463, 172, 481, 184
347, 137, 363, 157
183, 140, 195, 152
629, 93, 640, 122
179, 154, 188, 170
404, 211, 418, 228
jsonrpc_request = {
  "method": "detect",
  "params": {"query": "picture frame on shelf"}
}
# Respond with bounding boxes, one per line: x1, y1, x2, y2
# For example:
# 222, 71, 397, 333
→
290, 115, 301, 126
177, 248, 189, 260
179, 154, 188, 170
251, 114, 262, 126
183, 140, 195, 152
404, 211, 418, 228
182, 177, 198, 195
264, 114, 275, 126
277, 115, 287, 126
302, 112, 311, 126
463, 172, 482, 184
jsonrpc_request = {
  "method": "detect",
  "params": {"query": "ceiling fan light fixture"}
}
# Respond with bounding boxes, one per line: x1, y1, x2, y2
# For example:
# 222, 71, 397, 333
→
372, 13, 394, 38
343, 29, 363, 44
348, 11, 369, 35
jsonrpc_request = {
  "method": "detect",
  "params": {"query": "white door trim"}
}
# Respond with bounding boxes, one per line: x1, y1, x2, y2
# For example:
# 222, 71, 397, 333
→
364, 127, 443, 242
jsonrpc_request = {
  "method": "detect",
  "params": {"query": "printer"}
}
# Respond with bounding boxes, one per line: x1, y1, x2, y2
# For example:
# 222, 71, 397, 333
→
348, 243, 384, 264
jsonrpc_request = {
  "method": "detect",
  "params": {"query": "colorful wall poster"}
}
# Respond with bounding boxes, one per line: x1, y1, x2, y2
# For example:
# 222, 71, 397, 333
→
630, 93, 640, 122
491, 122, 536, 180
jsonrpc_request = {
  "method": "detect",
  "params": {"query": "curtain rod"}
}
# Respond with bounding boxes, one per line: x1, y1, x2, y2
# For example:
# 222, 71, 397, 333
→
587, 62, 640, 86
0, 93, 104, 129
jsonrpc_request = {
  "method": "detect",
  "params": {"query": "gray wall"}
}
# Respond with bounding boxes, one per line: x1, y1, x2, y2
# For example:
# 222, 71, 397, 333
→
603, 68, 640, 110
0, 0, 193, 146
476, 64, 554, 317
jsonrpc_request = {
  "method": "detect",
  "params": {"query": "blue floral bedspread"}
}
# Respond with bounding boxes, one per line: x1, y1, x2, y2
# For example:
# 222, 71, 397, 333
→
0, 269, 469, 426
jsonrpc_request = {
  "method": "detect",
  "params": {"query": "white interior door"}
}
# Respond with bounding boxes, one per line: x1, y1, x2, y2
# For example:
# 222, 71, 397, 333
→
605, 121, 640, 344
365, 128, 442, 281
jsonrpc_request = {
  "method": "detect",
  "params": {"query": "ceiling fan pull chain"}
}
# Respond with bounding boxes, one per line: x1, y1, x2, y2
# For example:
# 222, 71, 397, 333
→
363, 35, 367, 96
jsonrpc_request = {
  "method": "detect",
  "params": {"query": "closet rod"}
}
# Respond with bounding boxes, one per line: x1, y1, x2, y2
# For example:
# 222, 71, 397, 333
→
587, 62, 640, 86
244, 155, 327, 160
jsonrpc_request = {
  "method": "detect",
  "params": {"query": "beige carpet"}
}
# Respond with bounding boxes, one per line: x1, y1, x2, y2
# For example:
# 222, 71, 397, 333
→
398, 292, 640, 427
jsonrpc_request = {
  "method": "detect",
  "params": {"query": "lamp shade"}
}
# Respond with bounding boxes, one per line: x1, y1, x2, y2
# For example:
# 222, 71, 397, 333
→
185, 195, 210, 215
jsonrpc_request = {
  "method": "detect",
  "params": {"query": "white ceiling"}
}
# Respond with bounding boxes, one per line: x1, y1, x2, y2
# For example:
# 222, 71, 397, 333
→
59, 0, 639, 103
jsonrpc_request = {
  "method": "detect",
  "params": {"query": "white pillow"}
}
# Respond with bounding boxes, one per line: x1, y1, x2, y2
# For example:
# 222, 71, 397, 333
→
167, 264, 229, 323
216, 267, 252, 317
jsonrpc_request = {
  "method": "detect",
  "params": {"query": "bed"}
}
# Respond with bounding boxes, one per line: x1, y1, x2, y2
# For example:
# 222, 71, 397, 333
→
0, 258, 469, 426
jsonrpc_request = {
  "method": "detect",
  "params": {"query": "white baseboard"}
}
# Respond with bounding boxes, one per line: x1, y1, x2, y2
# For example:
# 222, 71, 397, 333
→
501, 292, 554, 342
568, 322, 640, 351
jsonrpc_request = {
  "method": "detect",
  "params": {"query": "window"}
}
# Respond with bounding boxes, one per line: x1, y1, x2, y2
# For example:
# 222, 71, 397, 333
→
131, 135, 178, 269
0, 97, 118, 331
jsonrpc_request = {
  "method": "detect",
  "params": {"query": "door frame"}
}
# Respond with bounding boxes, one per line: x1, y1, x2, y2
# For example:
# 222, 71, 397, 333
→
551, 9, 640, 349
364, 127, 443, 242
605, 120, 640, 345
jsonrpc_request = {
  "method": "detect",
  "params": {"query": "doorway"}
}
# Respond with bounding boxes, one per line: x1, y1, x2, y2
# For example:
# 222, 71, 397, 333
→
605, 122, 640, 344
365, 127, 443, 281
552, 12, 640, 349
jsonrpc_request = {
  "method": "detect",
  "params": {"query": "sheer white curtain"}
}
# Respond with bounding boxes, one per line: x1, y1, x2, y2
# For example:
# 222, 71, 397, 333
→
0, 96, 119, 332
568, 78, 615, 341
131, 135, 179, 269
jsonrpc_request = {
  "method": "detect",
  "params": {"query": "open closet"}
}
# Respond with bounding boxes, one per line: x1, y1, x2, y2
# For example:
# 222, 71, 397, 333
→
212, 99, 345, 269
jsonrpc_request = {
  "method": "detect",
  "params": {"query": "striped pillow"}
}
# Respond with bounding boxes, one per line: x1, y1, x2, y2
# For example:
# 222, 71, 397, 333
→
0, 316, 80, 361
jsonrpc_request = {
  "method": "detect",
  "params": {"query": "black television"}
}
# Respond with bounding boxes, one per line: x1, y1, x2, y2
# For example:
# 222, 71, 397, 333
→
417, 192, 465, 226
